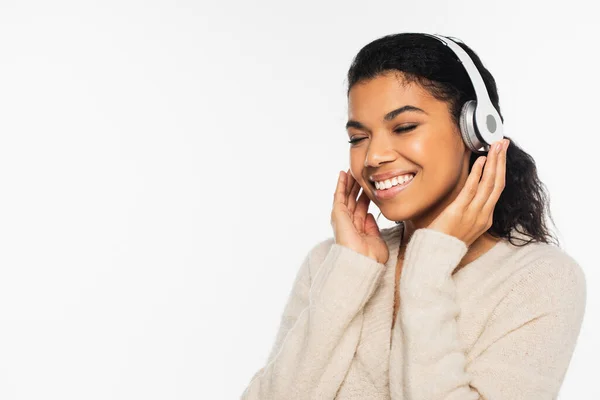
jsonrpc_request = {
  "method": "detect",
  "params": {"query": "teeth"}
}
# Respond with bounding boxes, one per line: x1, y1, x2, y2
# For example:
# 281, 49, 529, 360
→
374, 174, 414, 190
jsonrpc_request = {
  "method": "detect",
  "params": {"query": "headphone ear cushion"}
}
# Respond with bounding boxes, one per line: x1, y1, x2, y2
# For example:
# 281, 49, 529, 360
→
459, 100, 484, 153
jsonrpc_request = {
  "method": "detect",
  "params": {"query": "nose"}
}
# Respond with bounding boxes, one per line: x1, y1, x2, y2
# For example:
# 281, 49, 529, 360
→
364, 133, 397, 168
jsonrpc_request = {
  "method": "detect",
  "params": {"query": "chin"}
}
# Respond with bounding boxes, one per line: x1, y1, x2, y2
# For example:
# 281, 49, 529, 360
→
377, 197, 432, 226
377, 207, 408, 224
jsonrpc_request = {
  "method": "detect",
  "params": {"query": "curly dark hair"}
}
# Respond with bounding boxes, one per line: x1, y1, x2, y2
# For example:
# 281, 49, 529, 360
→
346, 32, 559, 247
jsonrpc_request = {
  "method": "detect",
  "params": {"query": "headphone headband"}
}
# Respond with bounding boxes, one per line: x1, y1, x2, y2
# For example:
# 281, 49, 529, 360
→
422, 33, 504, 149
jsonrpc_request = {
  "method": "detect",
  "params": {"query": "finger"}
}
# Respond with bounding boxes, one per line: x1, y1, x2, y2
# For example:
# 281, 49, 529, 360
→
482, 139, 508, 215
333, 170, 348, 209
347, 179, 361, 214
345, 170, 355, 202
468, 140, 502, 212
364, 212, 381, 237
344, 168, 353, 197
453, 155, 487, 208
353, 189, 370, 232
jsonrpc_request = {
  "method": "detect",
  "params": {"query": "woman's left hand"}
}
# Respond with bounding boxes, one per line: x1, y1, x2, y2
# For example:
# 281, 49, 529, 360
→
427, 138, 509, 247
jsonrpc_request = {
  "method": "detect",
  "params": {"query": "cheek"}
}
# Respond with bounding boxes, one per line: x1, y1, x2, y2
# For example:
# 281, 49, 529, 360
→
348, 160, 364, 187
408, 138, 427, 153
413, 132, 459, 170
349, 149, 365, 172
423, 154, 464, 199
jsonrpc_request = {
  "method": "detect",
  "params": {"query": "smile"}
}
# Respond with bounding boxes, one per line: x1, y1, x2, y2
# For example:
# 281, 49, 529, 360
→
373, 173, 416, 200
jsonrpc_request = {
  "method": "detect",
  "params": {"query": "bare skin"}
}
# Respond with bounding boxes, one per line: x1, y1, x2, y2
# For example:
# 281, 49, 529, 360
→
342, 71, 506, 331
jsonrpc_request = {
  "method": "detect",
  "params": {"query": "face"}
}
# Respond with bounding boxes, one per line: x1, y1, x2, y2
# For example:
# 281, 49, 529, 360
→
346, 71, 472, 229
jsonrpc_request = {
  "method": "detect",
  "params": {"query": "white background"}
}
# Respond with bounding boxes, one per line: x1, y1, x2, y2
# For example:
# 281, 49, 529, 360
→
0, 1, 597, 399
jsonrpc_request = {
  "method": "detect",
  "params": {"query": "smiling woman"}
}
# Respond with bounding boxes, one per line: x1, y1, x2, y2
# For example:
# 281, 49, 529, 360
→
240, 32, 586, 400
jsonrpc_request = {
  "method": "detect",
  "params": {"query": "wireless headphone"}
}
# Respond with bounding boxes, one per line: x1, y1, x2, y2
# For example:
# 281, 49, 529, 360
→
422, 33, 504, 154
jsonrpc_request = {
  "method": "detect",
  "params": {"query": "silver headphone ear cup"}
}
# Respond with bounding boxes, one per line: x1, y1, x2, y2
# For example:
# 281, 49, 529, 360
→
459, 100, 486, 154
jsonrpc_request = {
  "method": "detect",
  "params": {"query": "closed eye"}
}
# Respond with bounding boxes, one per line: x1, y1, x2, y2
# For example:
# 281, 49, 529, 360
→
348, 125, 418, 145
394, 124, 418, 134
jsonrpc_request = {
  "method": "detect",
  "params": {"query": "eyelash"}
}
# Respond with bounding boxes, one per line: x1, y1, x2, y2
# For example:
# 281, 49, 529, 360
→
348, 125, 418, 145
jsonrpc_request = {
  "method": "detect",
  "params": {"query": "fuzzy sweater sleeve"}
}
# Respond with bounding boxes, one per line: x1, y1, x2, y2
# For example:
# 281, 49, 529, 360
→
398, 228, 587, 400
241, 239, 387, 400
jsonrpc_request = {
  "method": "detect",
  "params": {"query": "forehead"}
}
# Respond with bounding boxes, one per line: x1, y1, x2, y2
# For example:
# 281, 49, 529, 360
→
347, 72, 433, 116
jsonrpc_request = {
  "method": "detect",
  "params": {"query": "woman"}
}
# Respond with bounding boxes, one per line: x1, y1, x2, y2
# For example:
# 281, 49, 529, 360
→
241, 33, 586, 399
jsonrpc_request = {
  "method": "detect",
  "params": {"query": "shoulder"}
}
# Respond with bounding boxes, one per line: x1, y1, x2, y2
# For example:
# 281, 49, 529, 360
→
507, 240, 586, 291
494, 239, 586, 316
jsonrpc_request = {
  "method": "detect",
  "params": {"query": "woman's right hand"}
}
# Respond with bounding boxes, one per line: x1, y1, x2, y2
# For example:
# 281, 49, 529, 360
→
330, 169, 389, 264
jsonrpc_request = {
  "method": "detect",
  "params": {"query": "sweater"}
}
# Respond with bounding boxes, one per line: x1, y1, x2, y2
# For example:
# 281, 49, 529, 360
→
240, 222, 586, 399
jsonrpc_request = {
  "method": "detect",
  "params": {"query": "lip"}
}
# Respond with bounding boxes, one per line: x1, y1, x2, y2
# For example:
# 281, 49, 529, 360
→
372, 173, 416, 200
369, 169, 417, 182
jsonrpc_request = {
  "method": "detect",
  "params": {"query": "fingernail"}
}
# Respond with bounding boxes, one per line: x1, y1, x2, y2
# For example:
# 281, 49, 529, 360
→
495, 142, 502, 153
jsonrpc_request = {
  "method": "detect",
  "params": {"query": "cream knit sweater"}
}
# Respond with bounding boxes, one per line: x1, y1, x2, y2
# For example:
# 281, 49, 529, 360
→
241, 222, 586, 399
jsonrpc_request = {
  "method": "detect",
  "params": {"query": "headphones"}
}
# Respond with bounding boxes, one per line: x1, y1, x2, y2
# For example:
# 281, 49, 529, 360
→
422, 33, 504, 154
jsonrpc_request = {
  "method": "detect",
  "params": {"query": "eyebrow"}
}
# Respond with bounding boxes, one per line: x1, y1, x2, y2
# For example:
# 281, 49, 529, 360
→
345, 105, 427, 132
